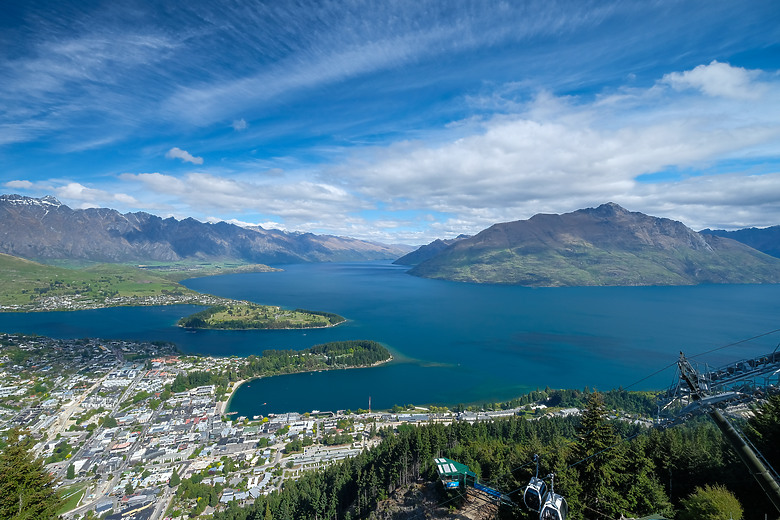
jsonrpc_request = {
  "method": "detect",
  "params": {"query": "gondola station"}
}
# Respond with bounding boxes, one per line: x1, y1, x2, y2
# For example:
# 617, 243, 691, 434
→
434, 456, 568, 519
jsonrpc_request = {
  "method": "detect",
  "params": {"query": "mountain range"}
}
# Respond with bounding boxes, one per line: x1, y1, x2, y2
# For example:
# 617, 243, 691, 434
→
405, 203, 780, 286
4, 195, 779, 287
0, 194, 411, 264
700, 226, 780, 259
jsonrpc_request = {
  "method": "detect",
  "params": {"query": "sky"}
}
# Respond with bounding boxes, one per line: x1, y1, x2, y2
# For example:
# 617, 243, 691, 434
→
2, 0, 779, 244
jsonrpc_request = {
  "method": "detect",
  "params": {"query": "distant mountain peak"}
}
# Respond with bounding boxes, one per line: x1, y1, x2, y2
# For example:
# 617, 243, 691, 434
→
591, 202, 628, 215
40, 195, 62, 206
1, 194, 62, 207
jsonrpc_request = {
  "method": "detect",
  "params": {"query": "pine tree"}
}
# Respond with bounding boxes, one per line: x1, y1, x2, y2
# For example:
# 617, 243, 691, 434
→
169, 468, 181, 487
0, 428, 63, 520
572, 392, 629, 517
623, 435, 672, 518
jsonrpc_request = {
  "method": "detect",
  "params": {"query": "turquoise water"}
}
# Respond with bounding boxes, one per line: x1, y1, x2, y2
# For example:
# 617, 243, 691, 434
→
1, 261, 779, 414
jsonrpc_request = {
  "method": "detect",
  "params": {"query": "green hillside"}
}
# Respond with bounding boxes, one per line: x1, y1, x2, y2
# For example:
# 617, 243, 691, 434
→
411, 243, 780, 286
0, 252, 200, 310
409, 204, 780, 286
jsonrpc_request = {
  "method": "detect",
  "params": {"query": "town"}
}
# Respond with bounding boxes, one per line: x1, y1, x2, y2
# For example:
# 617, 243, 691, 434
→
0, 292, 237, 313
0, 333, 595, 520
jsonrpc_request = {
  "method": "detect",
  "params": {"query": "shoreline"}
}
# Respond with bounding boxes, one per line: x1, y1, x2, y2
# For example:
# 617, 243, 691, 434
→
219, 378, 248, 415
221, 354, 394, 415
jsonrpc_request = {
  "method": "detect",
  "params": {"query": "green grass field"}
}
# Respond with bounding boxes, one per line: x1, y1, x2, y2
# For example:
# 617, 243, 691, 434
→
0, 253, 197, 308
57, 483, 87, 514
132, 261, 280, 282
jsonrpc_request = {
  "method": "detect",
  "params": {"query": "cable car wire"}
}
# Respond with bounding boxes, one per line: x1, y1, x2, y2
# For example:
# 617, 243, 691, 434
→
622, 361, 677, 391
689, 328, 780, 359
621, 327, 780, 392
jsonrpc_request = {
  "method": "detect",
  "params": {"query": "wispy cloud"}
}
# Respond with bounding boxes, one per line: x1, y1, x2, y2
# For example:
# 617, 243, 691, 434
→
7, 60, 780, 242
165, 147, 204, 165
0, 27, 178, 146
3, 2, 780, 241
162, 31, 446, 125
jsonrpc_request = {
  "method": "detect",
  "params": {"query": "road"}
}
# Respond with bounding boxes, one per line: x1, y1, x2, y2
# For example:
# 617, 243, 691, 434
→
52, 369, 115, 437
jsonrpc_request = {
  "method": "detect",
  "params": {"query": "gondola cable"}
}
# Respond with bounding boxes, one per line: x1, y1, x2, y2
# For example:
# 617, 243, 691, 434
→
622, 327, 780, 392
689, 328, 780, 359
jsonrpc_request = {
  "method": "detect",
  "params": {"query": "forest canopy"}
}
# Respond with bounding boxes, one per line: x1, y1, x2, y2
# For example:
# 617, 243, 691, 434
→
171, 340, 391, 393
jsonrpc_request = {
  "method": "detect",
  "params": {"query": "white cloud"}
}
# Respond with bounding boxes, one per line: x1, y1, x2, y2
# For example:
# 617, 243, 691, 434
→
662, 60, 765, 100
203, 216, 289, 231
122, 171, 368, 226
55, 182, 105, 202
232, 119, 248, 131
101, 61, 780, 242
2, 178, 151, 213
205, 217, 257, 228
114, 193, 141, 205
105, 61, 780, 242
52, 182, 143, 208
314, 61, 780, 237
4, 180, 34, 189
165, 147, 204, 165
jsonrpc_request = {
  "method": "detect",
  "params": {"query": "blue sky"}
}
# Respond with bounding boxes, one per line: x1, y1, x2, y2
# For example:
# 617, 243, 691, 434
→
2, 0, 779, 244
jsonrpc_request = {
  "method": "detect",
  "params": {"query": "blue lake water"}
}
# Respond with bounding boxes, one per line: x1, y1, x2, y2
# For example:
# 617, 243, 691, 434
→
1, 261, 779, 415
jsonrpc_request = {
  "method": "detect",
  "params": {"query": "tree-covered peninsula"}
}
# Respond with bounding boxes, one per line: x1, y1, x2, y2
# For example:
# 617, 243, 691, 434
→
171, 340, 391, 393
177, 302, 345, 329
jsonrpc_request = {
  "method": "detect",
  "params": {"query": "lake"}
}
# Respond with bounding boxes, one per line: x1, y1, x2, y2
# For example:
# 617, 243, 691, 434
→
1, 261, 779, 415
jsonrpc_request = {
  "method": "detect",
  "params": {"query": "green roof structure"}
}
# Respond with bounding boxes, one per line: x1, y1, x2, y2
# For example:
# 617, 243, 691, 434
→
434, 457, 472, 477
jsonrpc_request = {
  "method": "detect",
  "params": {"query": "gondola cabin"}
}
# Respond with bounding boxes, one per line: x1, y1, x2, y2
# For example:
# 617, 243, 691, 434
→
523, 476, 548, 512
434, 457, 476, 489
540, 491, 568, 520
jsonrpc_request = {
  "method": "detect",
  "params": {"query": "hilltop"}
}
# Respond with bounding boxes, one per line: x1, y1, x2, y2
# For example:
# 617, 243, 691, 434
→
407, 203, 780, 286
0, 194, 410, 265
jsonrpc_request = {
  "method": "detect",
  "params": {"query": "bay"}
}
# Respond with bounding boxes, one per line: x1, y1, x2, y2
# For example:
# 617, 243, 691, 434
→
1, 261, 779, 415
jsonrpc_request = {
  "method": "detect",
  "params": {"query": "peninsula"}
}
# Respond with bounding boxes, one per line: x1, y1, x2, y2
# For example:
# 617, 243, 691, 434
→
0, 252, 278, 312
